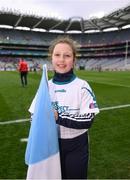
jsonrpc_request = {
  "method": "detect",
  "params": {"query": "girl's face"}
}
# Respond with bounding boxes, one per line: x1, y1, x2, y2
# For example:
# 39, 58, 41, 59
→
52, 43, 74, 74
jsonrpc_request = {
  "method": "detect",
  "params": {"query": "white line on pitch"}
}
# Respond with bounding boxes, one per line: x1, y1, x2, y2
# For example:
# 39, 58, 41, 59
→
19, 104, 130, 143
0, 104, 130, 126
88, 80, 130, 88
0, 118, 30, 125
100, 104, 130, 111
20, 138, 28, 142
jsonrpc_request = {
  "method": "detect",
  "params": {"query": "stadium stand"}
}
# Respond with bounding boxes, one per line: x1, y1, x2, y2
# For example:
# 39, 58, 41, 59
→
0, 5, 130, 71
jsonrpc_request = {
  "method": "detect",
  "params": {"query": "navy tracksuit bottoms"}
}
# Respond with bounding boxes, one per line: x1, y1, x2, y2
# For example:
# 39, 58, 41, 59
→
20, 71, 28, 86
59, 132, 89, 179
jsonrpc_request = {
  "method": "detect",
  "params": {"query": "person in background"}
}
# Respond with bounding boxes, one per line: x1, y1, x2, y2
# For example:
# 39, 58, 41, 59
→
18, 58, 29, 87
29, 36, 99, 179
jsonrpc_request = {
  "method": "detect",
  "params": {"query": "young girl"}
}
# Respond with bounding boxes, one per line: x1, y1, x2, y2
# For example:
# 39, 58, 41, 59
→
48, 36, 99, 179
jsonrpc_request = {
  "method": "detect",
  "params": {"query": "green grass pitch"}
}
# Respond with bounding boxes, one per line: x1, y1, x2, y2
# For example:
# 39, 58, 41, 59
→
0, 70, 130, 179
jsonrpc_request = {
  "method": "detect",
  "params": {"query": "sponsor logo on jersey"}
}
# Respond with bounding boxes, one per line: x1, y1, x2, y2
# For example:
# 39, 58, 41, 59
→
52, 101, 69, 113
89, 102, 98, 109
52, 101, 80, 114
55, 89, 66, 93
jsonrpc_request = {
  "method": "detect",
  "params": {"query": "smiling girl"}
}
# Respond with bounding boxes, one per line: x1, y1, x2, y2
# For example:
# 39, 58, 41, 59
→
48, 36, 99, 179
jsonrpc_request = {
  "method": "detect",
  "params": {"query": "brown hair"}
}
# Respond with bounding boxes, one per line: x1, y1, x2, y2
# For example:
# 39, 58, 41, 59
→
48, 36, 78, 61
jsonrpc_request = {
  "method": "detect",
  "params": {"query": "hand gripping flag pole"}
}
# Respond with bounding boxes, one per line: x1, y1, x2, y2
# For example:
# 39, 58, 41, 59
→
25, 64, 61, 179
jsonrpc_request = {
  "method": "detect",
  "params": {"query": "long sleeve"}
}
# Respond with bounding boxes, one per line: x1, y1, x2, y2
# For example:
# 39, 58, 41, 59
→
56, 112, 95, 129
54, 80, 99, 130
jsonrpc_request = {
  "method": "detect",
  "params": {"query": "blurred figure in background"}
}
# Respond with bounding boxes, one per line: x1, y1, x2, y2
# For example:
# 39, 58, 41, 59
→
18, 58, 29, 87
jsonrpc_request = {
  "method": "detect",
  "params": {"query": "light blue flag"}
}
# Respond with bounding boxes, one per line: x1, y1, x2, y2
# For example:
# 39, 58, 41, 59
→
25, 65, 61, 179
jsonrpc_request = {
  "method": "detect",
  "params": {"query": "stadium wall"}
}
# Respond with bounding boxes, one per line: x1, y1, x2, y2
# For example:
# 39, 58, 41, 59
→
0, 28, 130, 71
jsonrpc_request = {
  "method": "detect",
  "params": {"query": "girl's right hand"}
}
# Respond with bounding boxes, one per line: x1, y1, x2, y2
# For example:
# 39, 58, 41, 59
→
54, 110, 58, 121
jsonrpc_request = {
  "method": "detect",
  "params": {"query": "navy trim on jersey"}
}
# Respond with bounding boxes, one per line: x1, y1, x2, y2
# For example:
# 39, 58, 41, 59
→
56, 113, 95, 129
81, 87, 96, 101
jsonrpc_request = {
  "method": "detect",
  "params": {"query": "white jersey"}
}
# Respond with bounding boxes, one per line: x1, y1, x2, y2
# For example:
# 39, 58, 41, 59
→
29, 76, 99, 139
49, 76, 99, 139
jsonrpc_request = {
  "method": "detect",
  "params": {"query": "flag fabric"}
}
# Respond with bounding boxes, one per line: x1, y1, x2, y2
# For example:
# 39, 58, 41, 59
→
25, 64, 61, 179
